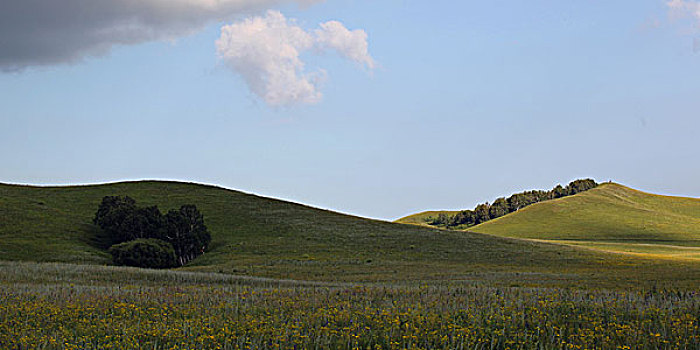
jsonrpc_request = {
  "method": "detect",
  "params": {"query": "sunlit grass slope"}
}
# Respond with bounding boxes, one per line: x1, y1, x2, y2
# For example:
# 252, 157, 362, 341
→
472, 183, 700, 259
394, 210, 459, 226
1, 181, 699, 286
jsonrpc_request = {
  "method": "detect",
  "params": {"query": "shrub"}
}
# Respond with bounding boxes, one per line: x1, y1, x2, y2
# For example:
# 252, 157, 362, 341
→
108, 239, 177, 269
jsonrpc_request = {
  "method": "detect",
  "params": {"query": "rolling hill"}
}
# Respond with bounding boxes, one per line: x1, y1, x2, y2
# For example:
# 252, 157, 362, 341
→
1, 181, 699, 287
397, 183, 700, 260
470, 183, 700, 260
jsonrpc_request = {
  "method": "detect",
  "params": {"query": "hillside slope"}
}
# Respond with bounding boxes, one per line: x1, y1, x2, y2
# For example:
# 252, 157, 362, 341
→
394, 210, 460, 226
472, 183, 700, 259
1, 181, 698, 286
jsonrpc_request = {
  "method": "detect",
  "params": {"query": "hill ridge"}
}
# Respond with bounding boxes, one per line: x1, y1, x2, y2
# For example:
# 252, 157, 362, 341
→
468, 182, 700, 260
396, 179, 599, 228
397, 182, 700, 227
1, 180, 699, 285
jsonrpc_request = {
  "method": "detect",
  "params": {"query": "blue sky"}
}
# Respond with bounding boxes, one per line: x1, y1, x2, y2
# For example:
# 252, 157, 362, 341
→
1, 0, 699, 220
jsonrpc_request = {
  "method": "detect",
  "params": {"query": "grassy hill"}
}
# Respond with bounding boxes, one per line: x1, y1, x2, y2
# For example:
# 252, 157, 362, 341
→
471, 183, 700, 260
1, 181, 699, 287
393, 210, 460, 226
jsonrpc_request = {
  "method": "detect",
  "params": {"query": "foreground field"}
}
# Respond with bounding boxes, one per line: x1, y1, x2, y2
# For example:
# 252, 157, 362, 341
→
1, 261, 698, 350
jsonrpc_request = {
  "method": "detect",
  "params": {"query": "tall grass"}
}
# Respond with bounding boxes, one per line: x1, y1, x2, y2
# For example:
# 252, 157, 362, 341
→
1, 262, 698, 349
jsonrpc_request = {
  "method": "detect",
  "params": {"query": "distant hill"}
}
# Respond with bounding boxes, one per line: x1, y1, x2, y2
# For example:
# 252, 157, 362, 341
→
396, 179, 598, 229
394, 210, 460, 227
1, 181, 698, 286
471, 183, 700, 260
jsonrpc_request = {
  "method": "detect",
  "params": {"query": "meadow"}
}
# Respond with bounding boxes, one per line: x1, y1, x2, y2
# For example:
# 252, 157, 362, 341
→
1, 262, 699, 350
1, 181, 700, 349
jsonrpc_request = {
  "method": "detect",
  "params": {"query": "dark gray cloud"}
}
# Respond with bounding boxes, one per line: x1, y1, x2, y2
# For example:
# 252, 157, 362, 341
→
0, 0, 319, 71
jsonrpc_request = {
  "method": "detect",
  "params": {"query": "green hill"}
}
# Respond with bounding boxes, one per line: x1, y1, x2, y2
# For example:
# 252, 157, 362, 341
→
1, 181, 698, 287
394, 210, 460, 226
471, 183, 700, 260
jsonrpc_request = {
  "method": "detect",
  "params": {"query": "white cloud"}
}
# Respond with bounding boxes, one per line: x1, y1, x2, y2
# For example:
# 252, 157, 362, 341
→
0, 0, 319, 70
667, 0, 700, 22
216, 11, 374, 106
315, 21, 375, 69
216, 11, 320, 106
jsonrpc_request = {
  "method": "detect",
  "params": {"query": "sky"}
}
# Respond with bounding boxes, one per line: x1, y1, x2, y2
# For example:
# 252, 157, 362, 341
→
1, 0, 700, 220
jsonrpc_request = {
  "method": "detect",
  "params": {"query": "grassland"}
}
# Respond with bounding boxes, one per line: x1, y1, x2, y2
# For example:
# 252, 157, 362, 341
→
468, 183, 700, 260
1, 261, 698, 350
2, 180, 700, 288
2, 181, 700, 349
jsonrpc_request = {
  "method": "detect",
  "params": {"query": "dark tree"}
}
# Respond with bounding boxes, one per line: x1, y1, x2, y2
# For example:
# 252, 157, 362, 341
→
464, 210, 477, 226
474, 203, 491, 224
489, 197, 509, 219
551, 184, 567, 199
117, 206, 164, 243
94, 196, 137, 243
519, 191, 538, 207
450, 209, 476, 227
447, 212, 462, 227
566, 178, 598, 195
507, 193, 525, 212
535, 190, 550, 202
163, 205, 211, 266
428, 213, 450, 226
94, 196, 136, 224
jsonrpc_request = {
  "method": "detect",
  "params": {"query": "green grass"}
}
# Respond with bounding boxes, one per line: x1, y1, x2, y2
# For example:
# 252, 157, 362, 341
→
393, 210, 460, 226
546, 240, 700, 261
469, 183, 700, 259
1, 181, 699, 288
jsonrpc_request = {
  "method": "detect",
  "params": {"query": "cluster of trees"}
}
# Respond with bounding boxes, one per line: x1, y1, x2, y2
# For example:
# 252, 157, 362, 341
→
94, 196, 211, 268
429, 179, 598, 228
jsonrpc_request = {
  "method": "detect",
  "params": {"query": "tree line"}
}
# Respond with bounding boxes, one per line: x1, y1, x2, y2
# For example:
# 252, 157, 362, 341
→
94, 196, 211, 268
428, 179, 598, 228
